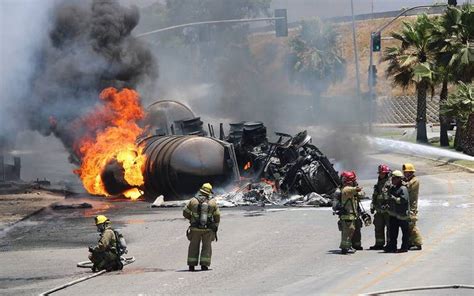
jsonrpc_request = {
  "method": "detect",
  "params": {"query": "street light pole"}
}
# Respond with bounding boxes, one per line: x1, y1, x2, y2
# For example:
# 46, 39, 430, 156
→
135, 16, 286, 38
350, 0, 362, 113
368, 4, 448, 132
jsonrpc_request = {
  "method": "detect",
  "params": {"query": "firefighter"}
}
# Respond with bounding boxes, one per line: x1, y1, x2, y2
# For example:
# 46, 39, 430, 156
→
369, 164, 392, 250
183, 183, 221, 271
403, 163, 423, 250
338, 171, 364, 254
384, 170, 410, 253
88, 215, 122, 272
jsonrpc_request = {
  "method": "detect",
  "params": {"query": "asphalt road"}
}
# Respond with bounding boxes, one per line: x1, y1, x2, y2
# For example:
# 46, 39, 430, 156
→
0, 153, 473, 295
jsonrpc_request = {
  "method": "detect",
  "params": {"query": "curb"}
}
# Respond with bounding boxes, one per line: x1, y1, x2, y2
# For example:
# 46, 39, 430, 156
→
393, 152, 474, 173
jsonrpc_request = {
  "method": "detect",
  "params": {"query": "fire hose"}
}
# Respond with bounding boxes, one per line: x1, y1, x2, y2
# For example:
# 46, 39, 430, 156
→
38, 256, 135, 296
362, 284, 474, 295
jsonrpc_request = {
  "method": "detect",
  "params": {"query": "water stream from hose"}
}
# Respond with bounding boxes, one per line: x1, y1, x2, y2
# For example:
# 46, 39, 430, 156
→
368, 137, 474, 161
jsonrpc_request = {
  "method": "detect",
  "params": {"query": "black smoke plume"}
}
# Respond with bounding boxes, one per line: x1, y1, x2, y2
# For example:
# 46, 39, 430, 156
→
26, 0, 157, 162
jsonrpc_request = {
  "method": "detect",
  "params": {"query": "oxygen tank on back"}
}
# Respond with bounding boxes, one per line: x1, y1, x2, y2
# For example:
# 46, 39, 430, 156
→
199, 201, 209, 228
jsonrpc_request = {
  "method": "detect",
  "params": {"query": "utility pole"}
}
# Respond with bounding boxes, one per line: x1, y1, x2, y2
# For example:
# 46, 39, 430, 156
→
350, 0, 362, 108
350, 0, 363, 131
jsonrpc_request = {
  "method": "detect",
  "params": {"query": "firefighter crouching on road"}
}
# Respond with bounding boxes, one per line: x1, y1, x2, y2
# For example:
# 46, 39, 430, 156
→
183, 183, 220, 271
89, 215, 123, 272
337, 171, 364, 254
403, 163, 423, 250
384, 170, 410, 253
369, 164, 392, 250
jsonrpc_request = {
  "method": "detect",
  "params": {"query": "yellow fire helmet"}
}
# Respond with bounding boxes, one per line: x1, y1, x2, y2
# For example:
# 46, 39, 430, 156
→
95, 215, 109, 225
392, 170, 404, 178
200, 183, 213, 195
402, 163, 416, 172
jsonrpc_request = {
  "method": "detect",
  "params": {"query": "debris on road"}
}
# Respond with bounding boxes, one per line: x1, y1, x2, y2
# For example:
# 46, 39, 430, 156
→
51, 202, 93, 210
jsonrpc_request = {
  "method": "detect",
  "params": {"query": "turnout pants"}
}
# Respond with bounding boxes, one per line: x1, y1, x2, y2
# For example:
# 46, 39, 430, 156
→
187, 228, 215, 267
373, 211, 390, 246
409, 217, 423, 246
339, 219, 362, 249
386, 216, 409, 251
89, 250, 119, 271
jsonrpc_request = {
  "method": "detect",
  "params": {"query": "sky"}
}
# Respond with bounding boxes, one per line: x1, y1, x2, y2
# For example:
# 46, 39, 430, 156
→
271, 0, 472, 21
119, 0, 472, 20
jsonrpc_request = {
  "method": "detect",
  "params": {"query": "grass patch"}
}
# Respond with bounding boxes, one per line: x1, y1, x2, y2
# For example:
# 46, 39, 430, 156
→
430, 139, 455, 149
452, 160, 474, 170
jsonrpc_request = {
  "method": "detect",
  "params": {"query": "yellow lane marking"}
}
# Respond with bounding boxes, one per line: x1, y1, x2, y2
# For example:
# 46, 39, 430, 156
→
327, 208, 472, 295
355, 209, 472, 295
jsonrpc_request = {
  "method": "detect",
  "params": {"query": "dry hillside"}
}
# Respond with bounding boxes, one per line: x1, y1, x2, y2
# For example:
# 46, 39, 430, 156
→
249, 15, 439, 98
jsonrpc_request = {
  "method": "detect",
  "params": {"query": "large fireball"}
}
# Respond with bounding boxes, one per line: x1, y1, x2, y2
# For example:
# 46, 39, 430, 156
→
74, 87, 146, 200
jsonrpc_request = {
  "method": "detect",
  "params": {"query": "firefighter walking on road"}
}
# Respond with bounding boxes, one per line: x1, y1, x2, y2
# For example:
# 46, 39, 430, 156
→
369, 164, 392, 250
183, 183, 220, 271
403, 163, 423, 250
337, 171, 364, 254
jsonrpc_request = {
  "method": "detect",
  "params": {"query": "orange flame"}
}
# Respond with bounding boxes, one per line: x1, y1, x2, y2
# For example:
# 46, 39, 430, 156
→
243, 161, 252, 171
74, 87, 146, 200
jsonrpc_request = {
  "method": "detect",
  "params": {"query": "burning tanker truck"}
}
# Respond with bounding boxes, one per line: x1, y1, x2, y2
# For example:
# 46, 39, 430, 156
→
115, 100, 340, 204
75, 90, 340, 205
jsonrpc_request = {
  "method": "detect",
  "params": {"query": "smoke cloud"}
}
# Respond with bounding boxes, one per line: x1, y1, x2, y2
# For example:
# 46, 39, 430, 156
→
135, 1, 371, 173
24, 0, 157, 162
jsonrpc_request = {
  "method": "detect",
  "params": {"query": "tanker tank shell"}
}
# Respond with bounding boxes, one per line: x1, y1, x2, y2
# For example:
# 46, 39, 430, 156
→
139, 135, 239, 201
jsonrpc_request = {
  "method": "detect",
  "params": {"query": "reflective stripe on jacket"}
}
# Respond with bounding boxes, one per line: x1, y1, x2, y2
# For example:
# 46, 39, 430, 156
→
183, 194, 220, 227
340, 186, 360, 220
406, 176, 420, 217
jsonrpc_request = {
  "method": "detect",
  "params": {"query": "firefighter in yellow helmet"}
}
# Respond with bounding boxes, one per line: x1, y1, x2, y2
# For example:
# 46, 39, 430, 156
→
183, 183, 220, 271
88, 215, 122, 272
403, 163, 423, 250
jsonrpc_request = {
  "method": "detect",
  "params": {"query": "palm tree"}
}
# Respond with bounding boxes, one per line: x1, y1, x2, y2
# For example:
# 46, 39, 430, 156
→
440, 82, 474, 151
288, 18, 346, 120
430, 4, 474, 146
383, 14, 436, 143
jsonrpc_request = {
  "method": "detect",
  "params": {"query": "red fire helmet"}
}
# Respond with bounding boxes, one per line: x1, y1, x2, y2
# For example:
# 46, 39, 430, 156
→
341, 171, 357, 183
378, 164, 391, 174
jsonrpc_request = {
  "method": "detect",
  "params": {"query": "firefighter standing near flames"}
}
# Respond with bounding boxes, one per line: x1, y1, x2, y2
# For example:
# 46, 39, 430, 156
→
337, 171, 364, 254
183, 183, 220, 271
369, 165, 392, 250
403, 163, 423, 250
88, 215, 123, 272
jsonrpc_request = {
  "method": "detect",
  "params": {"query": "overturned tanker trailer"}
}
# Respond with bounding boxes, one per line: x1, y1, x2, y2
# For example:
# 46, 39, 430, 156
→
101, 135, 240, 201
102, 100, 340, 202
139, 135, 239, 200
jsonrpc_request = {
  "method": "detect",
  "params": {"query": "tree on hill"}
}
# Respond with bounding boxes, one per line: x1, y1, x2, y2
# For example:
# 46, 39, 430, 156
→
430, 4, 474, 147
384, 14, 436, 143
288, 18, 346, 121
